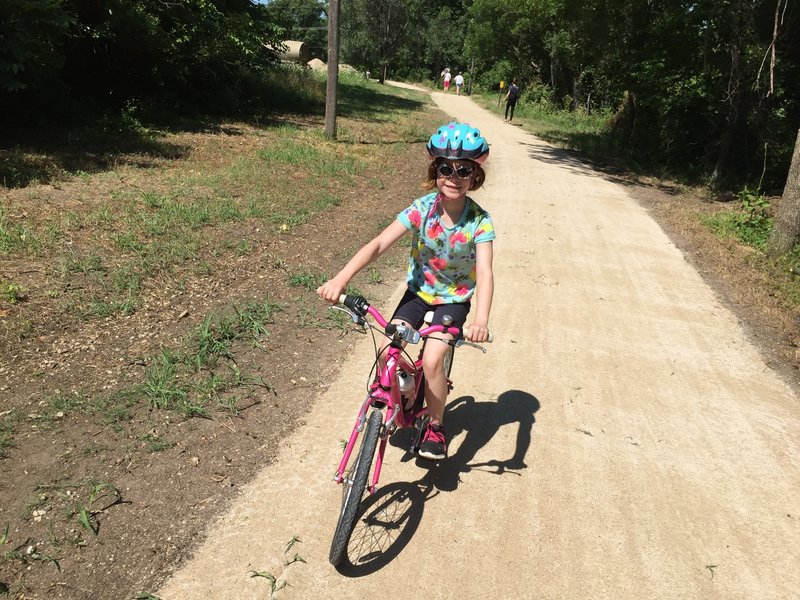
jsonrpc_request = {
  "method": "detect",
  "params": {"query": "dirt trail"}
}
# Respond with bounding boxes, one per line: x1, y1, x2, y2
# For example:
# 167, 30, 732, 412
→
157, 92, 800, 598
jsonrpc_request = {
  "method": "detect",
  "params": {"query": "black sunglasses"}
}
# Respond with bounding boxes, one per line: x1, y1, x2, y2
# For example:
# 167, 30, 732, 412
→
436, 161, 476, 179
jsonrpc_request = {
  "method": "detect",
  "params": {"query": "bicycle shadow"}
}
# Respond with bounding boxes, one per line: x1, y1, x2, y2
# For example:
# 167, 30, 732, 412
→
335, 389, 539, 576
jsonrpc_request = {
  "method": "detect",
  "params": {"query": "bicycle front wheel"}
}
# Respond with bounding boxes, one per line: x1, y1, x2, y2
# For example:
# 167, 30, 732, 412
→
329, 409, 382, 567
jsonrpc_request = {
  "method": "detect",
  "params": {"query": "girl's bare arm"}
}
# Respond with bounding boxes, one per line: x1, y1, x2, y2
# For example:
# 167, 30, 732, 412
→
317, 220, 408, 302
466, 240, 494, 342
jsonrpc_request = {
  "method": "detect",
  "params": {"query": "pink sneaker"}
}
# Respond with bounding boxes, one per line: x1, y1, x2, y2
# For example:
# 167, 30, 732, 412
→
418, 423, 447, 460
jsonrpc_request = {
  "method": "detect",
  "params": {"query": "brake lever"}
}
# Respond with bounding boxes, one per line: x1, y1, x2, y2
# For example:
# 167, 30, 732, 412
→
330, 304, 365, 325
454, 339, 487, 353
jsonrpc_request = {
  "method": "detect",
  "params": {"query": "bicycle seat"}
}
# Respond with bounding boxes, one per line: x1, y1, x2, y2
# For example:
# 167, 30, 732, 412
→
423, 311, 453, 327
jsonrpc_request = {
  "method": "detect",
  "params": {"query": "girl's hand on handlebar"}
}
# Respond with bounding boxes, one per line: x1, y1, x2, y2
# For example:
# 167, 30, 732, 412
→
465, 322, 490, 343
317, 278, 347, 303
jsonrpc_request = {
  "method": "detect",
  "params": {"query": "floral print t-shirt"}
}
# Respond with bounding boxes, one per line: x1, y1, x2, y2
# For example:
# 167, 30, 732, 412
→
397, 192, 495, 305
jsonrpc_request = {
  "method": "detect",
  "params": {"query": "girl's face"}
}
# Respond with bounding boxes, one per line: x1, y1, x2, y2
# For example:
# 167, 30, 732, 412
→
435, 160, 476, 201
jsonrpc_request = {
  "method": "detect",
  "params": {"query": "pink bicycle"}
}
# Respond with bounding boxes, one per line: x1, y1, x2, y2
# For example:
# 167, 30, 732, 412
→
328, 294, 490, 567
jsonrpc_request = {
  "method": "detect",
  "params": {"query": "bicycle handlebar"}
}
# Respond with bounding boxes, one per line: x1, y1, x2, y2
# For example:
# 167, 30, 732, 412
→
337, 294, 493, 345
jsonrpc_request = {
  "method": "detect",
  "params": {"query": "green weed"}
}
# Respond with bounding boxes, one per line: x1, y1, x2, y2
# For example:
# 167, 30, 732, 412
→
192, 314, 236, 369
4, 543, 59, 570
234, 298, 283, 348
288, 268, 326, 291
234, 240, 250, 256
68, 481, 121, 535
93, 388, 138, 425
257, 138, 324, 166
196, 371, 228, 399
60, 253, 104, 275
141, 190, 167, 209
144, 349, 188, 410
312, 192, 342, 210
113, 264, 143, 295
86, 293, 136, 318
703, 187, 773, 250
268, 207, 311, 231
0, 281, 25, 304
248, 570, 287, 595
216, 395, 240, 415
76, 503, 96, 535
80, 444, 105, 456
0, 206, 38, 255
139, 432, 174, 453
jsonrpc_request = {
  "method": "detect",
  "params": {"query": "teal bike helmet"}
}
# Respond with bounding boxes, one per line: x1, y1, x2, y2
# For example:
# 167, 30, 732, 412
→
427, 122, 490, 165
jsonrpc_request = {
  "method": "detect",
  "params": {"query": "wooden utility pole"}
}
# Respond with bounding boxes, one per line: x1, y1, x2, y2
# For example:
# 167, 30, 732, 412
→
325, 0, 340, 139
468, 57, 475, 95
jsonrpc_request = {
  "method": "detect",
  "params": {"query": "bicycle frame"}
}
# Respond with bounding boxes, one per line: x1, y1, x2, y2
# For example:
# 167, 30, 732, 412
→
333, 297, 460, 495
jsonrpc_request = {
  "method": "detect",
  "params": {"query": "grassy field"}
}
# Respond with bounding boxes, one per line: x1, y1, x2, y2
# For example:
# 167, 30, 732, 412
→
0, 70, 447, 599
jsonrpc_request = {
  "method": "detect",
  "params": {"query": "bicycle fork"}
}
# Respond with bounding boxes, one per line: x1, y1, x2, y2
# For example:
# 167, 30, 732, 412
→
334, 396, 371, 484
334, 391, 397, 494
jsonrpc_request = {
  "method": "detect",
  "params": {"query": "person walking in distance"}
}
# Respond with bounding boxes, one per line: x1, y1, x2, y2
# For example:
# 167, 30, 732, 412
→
443, 68, 452, 92
504, 79, 520, 122
454, 72, 465, 95
317, 122, 496, 461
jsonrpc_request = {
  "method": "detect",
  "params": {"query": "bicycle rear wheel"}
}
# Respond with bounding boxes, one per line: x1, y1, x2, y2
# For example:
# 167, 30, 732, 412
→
329, 409, 382, 567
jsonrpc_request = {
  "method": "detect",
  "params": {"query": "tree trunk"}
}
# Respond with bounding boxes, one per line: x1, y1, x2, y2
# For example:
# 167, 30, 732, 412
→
711, 43, 741, 187
767, 129, 800, 257
710, 0, 746, 187
604, 91, 636, 144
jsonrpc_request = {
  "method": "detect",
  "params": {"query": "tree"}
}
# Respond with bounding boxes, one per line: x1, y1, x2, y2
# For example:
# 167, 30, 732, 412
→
0, 0, 71, 93
340, 0, 425, 81
767, 129, 800, 256
423, 7, 468, 82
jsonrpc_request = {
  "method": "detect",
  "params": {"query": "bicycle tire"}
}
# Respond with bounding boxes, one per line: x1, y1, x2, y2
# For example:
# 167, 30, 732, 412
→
329, 409, 382, 566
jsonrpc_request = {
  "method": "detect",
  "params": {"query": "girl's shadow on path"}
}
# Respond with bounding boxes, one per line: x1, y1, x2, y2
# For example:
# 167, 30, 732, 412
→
335, 389, 539, 575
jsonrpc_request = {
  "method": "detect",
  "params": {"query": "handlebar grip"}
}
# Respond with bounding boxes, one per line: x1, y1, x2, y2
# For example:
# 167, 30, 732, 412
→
340, 294, 370, 316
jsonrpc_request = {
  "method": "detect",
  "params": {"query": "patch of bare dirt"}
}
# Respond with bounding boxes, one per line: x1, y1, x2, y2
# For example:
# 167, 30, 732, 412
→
0, 120, 423, 599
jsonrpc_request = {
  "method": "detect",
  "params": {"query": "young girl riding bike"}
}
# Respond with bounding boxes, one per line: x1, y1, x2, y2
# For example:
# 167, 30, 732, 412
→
317, 122, 495, 460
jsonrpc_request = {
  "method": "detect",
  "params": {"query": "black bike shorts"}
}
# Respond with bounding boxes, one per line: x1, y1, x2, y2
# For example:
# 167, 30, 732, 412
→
391, 288, 471, 331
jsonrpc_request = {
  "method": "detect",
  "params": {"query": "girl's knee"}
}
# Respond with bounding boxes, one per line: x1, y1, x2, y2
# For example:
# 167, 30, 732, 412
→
422, 345, 447, 375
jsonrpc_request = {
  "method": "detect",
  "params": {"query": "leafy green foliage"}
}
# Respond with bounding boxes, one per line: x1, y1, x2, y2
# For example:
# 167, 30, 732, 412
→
734, 188, 773, 248
0, 0, 71, 93
465, 0, 798, 192
1, 0, 286, 130
703, 187, 773, 249
4, 0, 795, 193
0, 281, 25, 304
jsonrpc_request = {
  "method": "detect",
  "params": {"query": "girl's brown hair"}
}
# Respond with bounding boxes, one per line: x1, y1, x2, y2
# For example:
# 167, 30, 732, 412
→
422, 158, 486, 191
